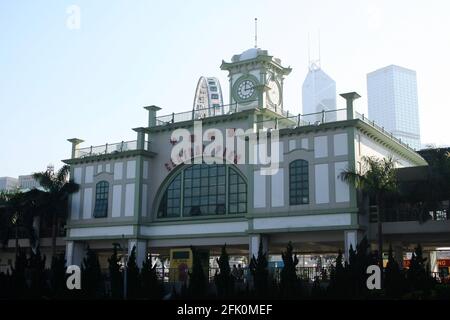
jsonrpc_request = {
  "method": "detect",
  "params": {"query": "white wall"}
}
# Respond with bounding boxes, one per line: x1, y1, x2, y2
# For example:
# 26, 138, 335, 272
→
253, 170, 266, 208
124, 183, 135, 216
358, 133, 415, 167
127, 160, 136, 179
334, 161, 350, 203
334, 133, 348, 156
271, 168, 284, 207
85, 166, 94, 183
82, 188, 93, 219
71, 191, 81, 220
112, 185, 122, 217
315, 164, 329, 204
253, 213, 352, 230
314, 136, 328, 158
73, 167, 82, 184
140, 221, 248, 237
114, 162, 123, 180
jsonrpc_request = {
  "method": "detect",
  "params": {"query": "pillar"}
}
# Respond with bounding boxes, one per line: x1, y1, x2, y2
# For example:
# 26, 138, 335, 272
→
144, 105, 161, 127
248, 234, 268, 261
340, 92, 361, 120
128, 239, 148, 269
344, 230, 358, 262
428, 251, 438, 274
67, 138, 84, 159
135, 128, 146, 150
66, 241, 85, 267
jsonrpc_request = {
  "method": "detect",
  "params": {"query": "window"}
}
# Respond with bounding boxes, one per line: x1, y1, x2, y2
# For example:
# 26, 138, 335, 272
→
157, 164, 247, 218
210, 86, 218, 92
211, 94, 219, 100
289, 160, 309, 205
93, 181, 109, 218
183, 164, 226, 216
229, 168, 247, 214
157, 175, 181, 218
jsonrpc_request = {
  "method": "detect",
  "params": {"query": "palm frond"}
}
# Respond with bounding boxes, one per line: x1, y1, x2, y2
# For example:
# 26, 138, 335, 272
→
341, 156, 399, 197
33, 171, 54, 191
340, 169, 366, 189
60, 181, 80, 198
56, 165, 71, 185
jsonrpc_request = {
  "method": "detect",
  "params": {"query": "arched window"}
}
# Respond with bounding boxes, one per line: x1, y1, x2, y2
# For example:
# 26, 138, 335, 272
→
94, 181, 109, 218
289, 160, 309, 205
158, 175, 181, 218
157, 164, 247, 218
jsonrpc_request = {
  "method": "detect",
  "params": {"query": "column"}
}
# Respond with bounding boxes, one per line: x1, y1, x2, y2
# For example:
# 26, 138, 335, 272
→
340, 92, 361, 120
128, 239, 148, 269
135, 128, 146, 150
428, 251, 438, 274
65, 241, 85, 267
248, 234, 268, 261
344, 230, 358, 262
67, 138, 84, 159
144, 105, 161, 127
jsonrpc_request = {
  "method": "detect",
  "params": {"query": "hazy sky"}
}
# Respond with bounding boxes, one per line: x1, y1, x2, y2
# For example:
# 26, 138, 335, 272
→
1, 0, 450, 177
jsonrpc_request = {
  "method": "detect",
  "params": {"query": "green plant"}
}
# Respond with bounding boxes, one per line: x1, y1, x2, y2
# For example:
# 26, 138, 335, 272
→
108, 243, 122, 299
279, 242, 300, 298
249, 240, 269, 297
214, 244, 234, 298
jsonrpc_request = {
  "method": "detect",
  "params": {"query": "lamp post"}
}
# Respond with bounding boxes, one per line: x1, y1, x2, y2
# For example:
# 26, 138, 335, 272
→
122, 234, 127, 300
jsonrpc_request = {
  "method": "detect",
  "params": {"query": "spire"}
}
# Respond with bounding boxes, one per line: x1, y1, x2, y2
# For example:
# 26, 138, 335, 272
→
254, 18, 258, 48
318, 29, 321, 68
307, 29, 322, 71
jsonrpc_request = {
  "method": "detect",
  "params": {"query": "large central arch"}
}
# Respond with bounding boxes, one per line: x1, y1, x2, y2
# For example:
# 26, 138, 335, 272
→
156, 163, 247, 219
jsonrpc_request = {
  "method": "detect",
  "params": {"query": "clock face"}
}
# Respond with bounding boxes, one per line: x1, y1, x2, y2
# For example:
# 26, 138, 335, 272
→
237, 79, 256, 100
268, 80, 280, 105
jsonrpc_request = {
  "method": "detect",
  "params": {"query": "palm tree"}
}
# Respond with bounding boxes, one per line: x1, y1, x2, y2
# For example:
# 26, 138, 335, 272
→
419, 146, 450, 219
340, 156, 398, 269
32, 165, 79, 258
24, 188, 51, 251
0, 190, 34, 255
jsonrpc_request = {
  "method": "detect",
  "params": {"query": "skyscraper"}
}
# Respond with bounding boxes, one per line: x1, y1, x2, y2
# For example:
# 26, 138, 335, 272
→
302, 62, 337, 123
367, 65, 421, 150
0, 177, 19, 191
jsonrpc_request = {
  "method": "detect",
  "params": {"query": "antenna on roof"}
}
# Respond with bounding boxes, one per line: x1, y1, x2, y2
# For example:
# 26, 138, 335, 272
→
318, 29, 321, 68
308, 32, 311, 67
254, 18, 258, 48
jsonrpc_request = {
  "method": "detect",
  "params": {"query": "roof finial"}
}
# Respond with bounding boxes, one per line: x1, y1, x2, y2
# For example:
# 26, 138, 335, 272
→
254, 18, 258, 48
308, 32, 311, 67
318, 29, 321, 68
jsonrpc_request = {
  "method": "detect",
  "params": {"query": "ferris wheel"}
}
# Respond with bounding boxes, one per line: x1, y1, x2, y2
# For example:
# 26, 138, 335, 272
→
192, 76, 224, 119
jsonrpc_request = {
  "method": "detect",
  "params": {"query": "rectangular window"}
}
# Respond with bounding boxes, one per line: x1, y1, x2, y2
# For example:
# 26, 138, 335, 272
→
289, 160, 309, 205
93, 181, 109, 218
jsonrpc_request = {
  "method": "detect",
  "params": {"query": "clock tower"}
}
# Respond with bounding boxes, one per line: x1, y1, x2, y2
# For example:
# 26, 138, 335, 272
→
220, 48, 292, 114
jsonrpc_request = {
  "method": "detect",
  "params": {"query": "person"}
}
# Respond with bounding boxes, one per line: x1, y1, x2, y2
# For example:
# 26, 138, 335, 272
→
231, 264, 239, 280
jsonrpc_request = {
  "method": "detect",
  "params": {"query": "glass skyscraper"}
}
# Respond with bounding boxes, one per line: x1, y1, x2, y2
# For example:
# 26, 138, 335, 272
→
302, 62, 337, 123
367, 65, 421, 150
